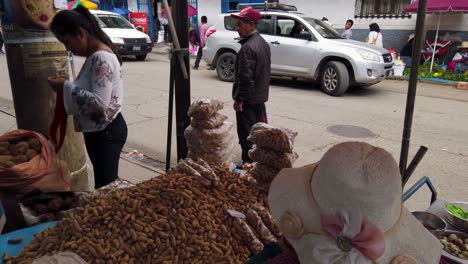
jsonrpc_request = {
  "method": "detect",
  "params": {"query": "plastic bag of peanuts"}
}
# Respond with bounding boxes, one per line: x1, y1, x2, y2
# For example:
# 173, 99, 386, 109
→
190, 113, 228, 129
247, 123, 298, 153
187, 98, 224, 120
228, 209, 265, 254
246, 208, 277, 244
248, 145, 299, 170
185, 122, 234, 145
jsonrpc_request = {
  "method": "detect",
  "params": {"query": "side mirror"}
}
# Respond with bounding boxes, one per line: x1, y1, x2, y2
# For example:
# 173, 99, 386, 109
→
298, 31, 312, 41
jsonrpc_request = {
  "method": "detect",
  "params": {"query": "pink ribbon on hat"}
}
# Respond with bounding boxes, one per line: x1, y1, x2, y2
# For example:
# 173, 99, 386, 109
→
320, 213, 385, 261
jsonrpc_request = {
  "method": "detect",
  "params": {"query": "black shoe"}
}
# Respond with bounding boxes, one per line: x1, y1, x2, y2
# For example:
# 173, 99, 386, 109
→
192, 66, 199, 70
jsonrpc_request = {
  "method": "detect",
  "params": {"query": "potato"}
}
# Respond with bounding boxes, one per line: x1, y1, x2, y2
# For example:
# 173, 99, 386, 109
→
0, 141, 9, 149
9, 142, 29, 156
0, 146, 10, 155
26, 149, 39, 161
27, 138, 42, 153
0, 161, 16, 168
13, 155, 28, 164
0, 155, 14, 163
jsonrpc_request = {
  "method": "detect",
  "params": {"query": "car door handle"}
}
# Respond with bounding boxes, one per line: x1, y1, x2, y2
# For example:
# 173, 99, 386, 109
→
271, 41, 280, 45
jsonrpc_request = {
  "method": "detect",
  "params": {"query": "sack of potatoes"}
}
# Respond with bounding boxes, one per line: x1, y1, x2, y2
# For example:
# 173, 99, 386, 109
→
0, 137, 42, 168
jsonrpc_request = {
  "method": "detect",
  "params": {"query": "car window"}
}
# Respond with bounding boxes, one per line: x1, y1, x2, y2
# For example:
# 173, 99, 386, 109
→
224, 16, 272, 35
274, 17, 310, 39
96, 15, 134, 29
302, 17, 342, 39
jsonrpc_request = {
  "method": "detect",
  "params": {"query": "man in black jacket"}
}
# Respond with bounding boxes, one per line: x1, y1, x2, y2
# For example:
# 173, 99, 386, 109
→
231, 7, 271, 164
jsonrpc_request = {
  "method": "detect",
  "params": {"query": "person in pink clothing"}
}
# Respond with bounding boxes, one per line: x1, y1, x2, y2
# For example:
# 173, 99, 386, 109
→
194, 16, 210, 70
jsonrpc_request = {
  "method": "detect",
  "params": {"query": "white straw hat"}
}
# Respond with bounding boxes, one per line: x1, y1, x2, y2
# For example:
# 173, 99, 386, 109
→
268, 142, 442, 264
458, 41, 468, 49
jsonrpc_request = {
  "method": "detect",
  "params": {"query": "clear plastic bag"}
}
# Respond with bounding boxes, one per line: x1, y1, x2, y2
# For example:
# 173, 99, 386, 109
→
250, 163, 280, 192
247, 123, 298, 153
185, 122, 234, 145
191, 113, 228, 129
187, 98, 224, 119
231, 215, 264, 254
188, 146, 233, 167
248, 146, 298, 170
250, 163, 280, 183
246, 208, 277, 244
252, 204, 283, 237
186, 134, 234, 153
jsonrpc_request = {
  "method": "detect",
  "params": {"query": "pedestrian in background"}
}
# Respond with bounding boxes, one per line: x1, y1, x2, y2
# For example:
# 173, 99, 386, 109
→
0, 20, 5, 54
47, 6, 128, 189
450, 41, 468, 74
341, 19, 353, 39
231, 7, 271, 164
366, 22, 383, 48
193, 15, 210, 70
189, 27, 200, 58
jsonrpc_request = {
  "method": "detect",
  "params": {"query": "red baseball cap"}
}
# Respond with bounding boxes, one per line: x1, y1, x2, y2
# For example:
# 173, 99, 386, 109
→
231, 7, 262, 24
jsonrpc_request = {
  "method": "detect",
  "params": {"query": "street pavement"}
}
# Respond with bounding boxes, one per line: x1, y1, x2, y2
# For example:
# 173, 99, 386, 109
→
1, 49, 467, 211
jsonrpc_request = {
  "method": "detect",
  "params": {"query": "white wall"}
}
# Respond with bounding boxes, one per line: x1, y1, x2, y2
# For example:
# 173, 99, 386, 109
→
281, 0, 468, 31
196, 0, 221, 26
196, 0, 468, 33
128, 0, 138, 12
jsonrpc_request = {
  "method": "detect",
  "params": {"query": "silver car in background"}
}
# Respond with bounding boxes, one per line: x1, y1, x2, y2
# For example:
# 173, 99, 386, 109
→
203, 11, 394, 96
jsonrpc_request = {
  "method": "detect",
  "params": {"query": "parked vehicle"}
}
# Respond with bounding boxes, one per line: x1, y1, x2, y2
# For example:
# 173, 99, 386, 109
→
91, 10, 152, 61
203, 8, 394, 96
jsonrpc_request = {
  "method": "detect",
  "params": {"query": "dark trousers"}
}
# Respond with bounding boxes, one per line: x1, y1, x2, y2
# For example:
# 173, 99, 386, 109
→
0, 31, 4, 53
84, 113, 128, 189
194, 45, 203, 68
236, 103, 268, 163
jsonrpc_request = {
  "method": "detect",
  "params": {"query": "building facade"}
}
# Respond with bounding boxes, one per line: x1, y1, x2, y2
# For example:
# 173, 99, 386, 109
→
197, 0, 468, 51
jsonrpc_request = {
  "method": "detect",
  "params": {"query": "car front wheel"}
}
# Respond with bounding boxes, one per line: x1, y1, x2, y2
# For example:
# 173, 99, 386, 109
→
320, 61, 349, 96
216, 52, 236, 82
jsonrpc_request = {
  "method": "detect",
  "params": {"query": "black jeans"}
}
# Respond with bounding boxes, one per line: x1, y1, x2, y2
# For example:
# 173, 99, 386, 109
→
236, 103, 268, 163
84, 113, 127, 189
194, 45, 203, 68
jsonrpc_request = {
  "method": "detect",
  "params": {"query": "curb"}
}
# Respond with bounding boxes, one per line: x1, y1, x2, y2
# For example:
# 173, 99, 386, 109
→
386, 76, 459, 87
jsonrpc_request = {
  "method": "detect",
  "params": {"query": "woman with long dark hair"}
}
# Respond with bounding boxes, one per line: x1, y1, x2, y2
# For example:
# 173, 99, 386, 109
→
47, 6, 127, 189
365, 22, 383, 48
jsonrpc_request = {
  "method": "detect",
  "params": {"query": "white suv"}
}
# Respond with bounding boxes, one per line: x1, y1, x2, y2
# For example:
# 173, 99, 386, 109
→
203, 11, 394, 96
91, 10, 153, 61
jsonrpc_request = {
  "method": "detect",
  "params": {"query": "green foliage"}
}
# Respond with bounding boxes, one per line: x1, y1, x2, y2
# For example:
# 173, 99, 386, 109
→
403, 62, 468, 81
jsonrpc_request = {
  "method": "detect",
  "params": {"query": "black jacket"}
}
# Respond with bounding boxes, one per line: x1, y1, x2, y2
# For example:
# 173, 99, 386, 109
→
232, 32, 271, 104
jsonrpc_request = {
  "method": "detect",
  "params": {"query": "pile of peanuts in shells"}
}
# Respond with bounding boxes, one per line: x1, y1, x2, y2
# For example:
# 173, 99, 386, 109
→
5, 165, 271, 264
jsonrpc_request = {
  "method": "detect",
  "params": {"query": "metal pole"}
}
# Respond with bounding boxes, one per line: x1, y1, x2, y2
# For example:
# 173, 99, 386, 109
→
399, 0, 427, 178
165, 54, 176, 172
171, 0, 191, 160
161, 0, 189, 79
429, 13, 440, 73
402, 146, 428, 187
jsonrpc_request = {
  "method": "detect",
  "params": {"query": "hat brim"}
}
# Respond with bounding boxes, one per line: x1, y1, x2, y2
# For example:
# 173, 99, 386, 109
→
268, 164, 322, 233
230, 14, 257, 24
268, 164, 442, 263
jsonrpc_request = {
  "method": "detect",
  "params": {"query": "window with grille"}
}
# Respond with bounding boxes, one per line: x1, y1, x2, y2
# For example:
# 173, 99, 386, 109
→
355, 0, 412, 18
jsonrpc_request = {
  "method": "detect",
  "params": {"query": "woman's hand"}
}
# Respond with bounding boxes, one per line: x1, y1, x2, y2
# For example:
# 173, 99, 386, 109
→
47, 76, 65, 92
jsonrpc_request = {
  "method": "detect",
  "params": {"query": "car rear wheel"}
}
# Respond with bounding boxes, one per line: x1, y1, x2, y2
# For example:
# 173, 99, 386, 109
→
216, 52, 236, 82
136, 54, 147, 61
320, 61, 349, 96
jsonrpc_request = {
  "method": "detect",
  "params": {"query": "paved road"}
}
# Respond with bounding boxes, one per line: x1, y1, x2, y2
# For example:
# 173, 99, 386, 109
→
1, 51, 467, 211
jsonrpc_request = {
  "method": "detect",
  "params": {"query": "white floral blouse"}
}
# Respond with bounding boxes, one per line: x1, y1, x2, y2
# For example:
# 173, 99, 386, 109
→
63, 51, 123, 132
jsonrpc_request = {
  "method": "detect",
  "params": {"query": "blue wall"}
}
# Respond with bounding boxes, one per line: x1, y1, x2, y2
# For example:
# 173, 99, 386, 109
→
221, 0, 264, 13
